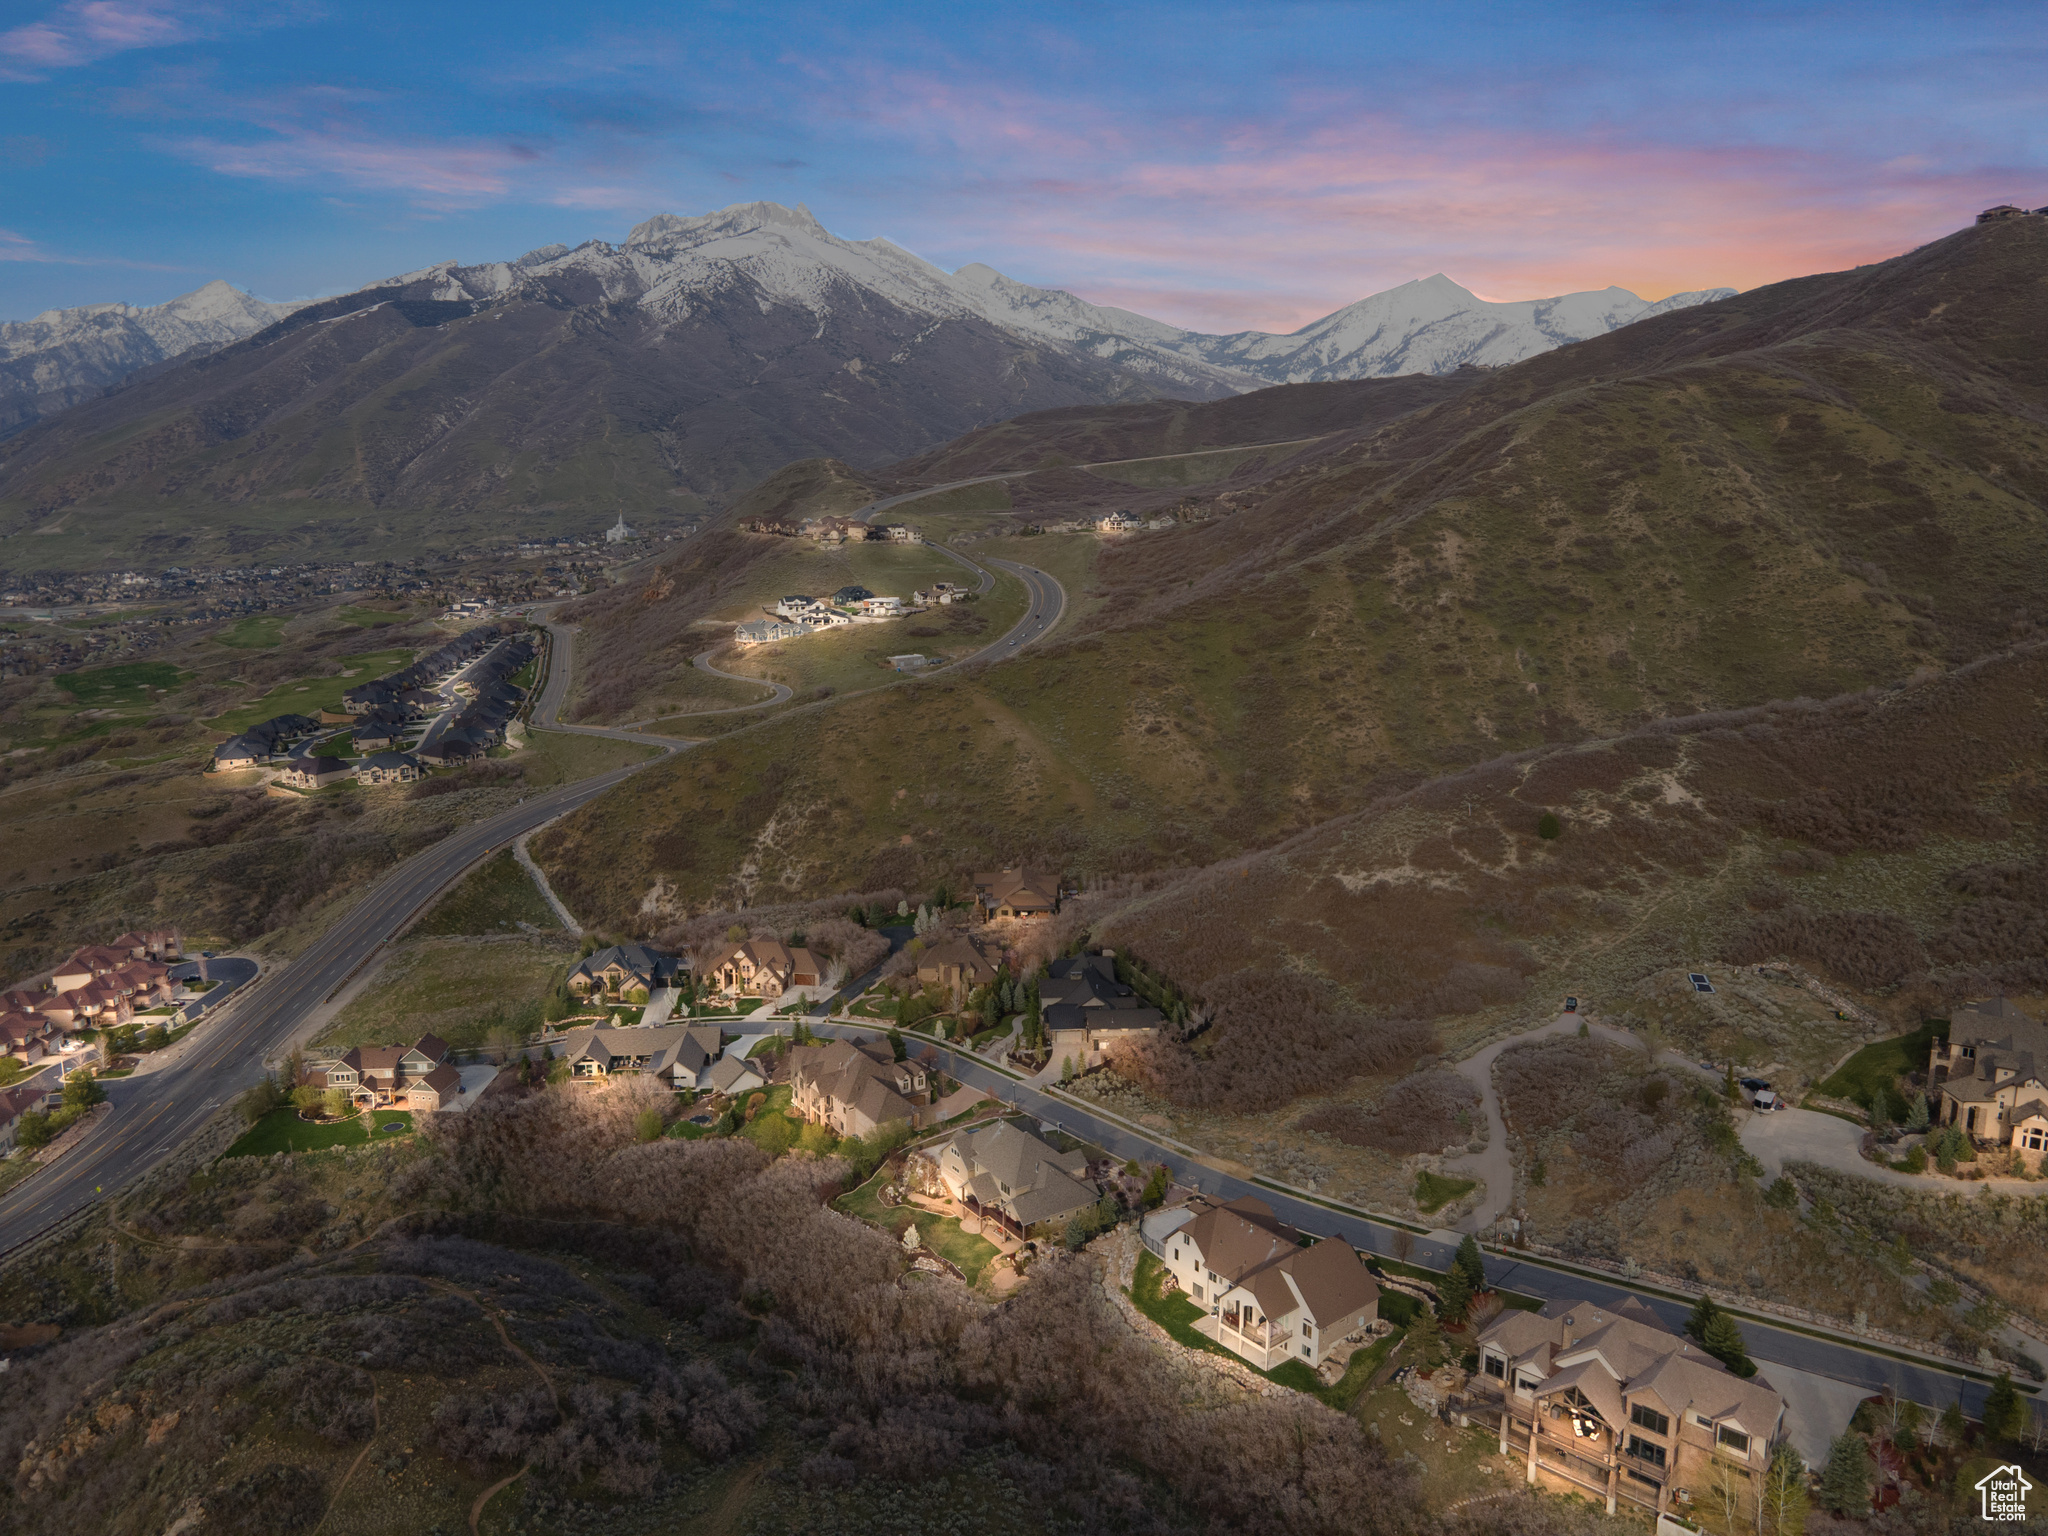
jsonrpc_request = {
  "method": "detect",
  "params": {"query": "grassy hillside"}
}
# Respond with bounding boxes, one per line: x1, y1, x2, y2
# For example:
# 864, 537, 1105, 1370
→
536, 220, 2048, 989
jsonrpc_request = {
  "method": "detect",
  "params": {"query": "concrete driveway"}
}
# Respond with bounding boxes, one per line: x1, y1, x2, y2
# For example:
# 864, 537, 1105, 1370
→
1741, 1106, 2033, 1195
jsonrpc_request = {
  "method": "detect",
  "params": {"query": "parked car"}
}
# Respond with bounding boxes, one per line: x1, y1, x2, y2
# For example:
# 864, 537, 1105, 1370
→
1750, 1089, 1783, 1111
1564, 996, 1579, 1013
1740, 1077, 1771, 1093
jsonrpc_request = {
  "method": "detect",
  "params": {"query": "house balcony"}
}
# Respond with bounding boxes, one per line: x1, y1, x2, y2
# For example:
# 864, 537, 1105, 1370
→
1195, 1312, 1296, 1370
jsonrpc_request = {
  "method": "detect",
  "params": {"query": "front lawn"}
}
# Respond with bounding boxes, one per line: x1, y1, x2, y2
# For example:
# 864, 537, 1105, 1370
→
1414, 1171, 1475, 1213
1819, 1021, 1948, 1113
224, 1108, 413, 1157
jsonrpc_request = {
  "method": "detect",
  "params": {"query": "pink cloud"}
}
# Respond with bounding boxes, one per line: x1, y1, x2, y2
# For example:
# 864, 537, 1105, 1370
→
0, 1, 200, 77
178, 130, 544, 207
826, 75, 2018, 331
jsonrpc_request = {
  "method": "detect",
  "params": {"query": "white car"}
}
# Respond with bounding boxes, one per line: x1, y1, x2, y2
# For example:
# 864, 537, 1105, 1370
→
1750, 1089, 1783, 1112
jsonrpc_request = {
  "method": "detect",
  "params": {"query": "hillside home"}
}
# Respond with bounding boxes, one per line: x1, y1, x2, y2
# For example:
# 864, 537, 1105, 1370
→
1157, 1196, 1379, 1371
1097, 511, 1140, 533
302, 1034, 460, 1111
833, 585, 876, 606
355, 751, 424, 785
109, 928, 180, 961
705, 1054, 767, 1097
1, 1011, 55, 1062
1931, 998, 2048, 1156
1468, 1295, 1785, 1517
854, 595, 903, 617
278, 756, 352, 790
1038, 953, 1164, 1065
735, 617, 811, 645
916, 932, 1000, 996
0, 1083, 59, 1150
705, 939, 819, 998
211, 737, 265, 771
566, 943, 684, 999
971, 868, 1059, 920
788, 1037, 928, 1138
933, 1120, 1098, 1239
559, 1023, 723, 1088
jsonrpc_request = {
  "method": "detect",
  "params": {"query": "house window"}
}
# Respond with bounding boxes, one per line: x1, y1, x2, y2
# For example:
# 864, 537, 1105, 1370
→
1626, 1436, 1667, 1468
1483, 1354, 1506, 1379
1693, 1413, 1715, 1430
1630, 1404, 1670, 1436
1716, 1426, 1751, 1456
2026, 1128, 2047, 1151
1302, 1345, 1312, 1358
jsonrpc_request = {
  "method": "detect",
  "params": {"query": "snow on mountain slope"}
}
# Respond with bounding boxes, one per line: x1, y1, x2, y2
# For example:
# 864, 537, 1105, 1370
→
378, 201, 1728, 397
0, 280, 304, 439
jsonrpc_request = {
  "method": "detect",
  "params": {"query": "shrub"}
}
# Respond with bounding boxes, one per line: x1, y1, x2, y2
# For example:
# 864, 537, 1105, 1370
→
1536, 812, 1562, 840
1296, 1068, 1478, 1156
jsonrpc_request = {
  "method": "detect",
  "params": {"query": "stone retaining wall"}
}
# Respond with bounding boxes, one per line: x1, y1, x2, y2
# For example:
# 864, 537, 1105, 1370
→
1091, 1225, 1298, 1403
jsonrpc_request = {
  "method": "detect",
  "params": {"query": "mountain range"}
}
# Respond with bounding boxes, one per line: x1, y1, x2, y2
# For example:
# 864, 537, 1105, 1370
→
0, 201, 1730, 566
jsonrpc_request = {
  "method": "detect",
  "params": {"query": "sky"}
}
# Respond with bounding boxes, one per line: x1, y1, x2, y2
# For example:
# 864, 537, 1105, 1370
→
1, 1, 2044, 332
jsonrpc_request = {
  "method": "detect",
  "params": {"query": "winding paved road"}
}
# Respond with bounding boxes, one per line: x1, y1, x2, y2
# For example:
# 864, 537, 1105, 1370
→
807, 1019, 2008, 1416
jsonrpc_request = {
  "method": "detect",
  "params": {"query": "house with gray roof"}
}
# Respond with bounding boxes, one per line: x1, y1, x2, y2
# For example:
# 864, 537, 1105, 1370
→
567, 943, 684, 1000
1469, 1294, 1785, 1517
788, 1036, 928, 1138
355, 750, 424, 785
1932, 998, 2048, 1159
934, 1119, 1099, 1239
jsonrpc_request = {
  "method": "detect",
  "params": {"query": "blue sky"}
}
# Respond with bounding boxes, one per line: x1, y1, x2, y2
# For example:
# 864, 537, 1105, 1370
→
2, 1, 2043, 330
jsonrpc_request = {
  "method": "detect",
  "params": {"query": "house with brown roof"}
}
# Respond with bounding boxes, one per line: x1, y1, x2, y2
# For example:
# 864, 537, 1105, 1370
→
302, 1034, 458, 1111
109, 928, 181, 961
788, 1037, 929, 1138
1, 1011, 55, 1063
558, 1022, 724, 1089
1931, 999, 2048, 1160
1467, 1295, 1785, 1517
1156, 1195, 1379, 1370
916, 932, 1000, 997
933, 1119, 1098, 1240
970, 868, 1059, 921
706, 938, 819, 998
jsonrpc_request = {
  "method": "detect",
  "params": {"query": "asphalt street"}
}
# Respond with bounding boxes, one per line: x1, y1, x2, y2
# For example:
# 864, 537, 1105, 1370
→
0, 635, 683, 1257
810, 1019, 2003, 1417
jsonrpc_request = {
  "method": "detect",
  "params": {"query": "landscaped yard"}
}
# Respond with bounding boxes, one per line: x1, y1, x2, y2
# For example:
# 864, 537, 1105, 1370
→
835, 1167, 1002, 1286
1818, 1020, 1948, 1113
319, 934, 576, 1051
1128, 1248, 1327, 1394
225, 1108, 413, 1157
1414, 1170, 1475, 1214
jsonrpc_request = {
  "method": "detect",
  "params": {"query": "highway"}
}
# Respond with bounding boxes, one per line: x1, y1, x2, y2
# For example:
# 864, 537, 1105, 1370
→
0, 557, 1072, 1258
0, 633, 684, 1257
808, 1020, 2004, 1417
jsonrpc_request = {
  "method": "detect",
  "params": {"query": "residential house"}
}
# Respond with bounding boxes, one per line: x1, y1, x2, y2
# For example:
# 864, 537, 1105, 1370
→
302, 1034, 458, 1111
788, 1037, 929, 1138
211, 737, 266, 771
880, 523, 922, 543
1, 1011, 55, 1062
705, 1053, 767, 1098
853, 595, 903, 617
1157, 1195, 1378, 1370
353, 721, 406, 752
108, 928, 180, 961
917, 932, 1000, 996
1038, 953, 1164, 1065
934, 1119, 1098, 1239
1930, 998, 2048, 1156
705, 939, 819, 998
1467, 1295, 1786, 1517
887, 654, 930, 673
1097, 511, 1140, 533
567, 943, 685, 999
832, 584, 875, 606
774, 595, 820, 620
355, 751, 424, 785
971, 868, 1059, 921
734, 617, 811, 645
559, 1023, 724, 1089
278, 756, 353, 790
0, 1082, 59, 1150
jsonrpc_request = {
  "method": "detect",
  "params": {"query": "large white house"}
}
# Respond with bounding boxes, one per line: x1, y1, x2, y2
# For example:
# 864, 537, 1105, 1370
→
1156, 1195, 1378, 1370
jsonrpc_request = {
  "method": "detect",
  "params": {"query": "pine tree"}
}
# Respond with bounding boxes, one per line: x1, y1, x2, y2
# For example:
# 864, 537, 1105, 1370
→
1760, 1442, 1810, 1536
1407, 1297, 1443, 1367
1907, 1091, 1931, 1132
1438, 1265, 1471, 1325
1702, 1309, 1753, 1375
887, 1027, 906, 1063
1454, 1233, 1486, 1294
1818, 1432, 1871, 1515
1983, 1371, 2025, 1443
1686, 1292, 1720, 1343
1537, 811, 1562, 839
1725, 1062, 1738, 1103
1938, 1397, 1967, 1448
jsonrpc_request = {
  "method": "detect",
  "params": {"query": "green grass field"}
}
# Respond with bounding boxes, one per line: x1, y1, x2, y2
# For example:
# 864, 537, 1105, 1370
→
412, 849, 560, 936
834, 1167, 1001, 1285
52, 660, 185, 708
214, 615, 286, 649
1819, 1021, 1948, 1113
1127, 1248, 1363, 1398
1414, 1171, 1476, 1214
208, 647, 417, 731
335, 605, 410, 628
224, 1107, 413, 1157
